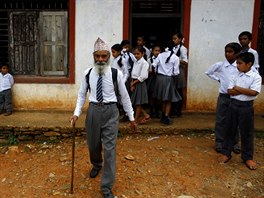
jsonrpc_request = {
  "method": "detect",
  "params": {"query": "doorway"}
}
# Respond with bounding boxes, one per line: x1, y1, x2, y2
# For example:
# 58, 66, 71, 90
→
130, 0, 183, 49
129, 0, 188, 110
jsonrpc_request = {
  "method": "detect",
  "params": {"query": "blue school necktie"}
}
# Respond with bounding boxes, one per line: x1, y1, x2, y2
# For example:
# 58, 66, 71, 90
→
96, 74, 103, 103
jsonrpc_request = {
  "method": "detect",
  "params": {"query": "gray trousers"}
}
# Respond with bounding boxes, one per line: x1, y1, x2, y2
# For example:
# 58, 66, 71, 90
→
222, 99, 254, 160
215, 94, 239, 147
0, 89, 12, 112
85, 103, 119, 194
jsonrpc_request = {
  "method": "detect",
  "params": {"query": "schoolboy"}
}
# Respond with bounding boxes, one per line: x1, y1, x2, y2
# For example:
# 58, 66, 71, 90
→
238, 31, 260, 72
205, 42, 241, 153
218, 52, 262, 170
0, 64, 14, 116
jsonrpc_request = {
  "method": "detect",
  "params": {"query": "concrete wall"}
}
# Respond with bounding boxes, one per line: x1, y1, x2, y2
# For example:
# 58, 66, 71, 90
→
11, 0, 264, 112
187, 0, 264, 112
12, 0, 124, 112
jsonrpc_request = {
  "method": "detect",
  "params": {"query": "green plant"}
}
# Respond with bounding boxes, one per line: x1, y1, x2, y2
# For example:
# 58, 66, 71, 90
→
7, 134, 18, 145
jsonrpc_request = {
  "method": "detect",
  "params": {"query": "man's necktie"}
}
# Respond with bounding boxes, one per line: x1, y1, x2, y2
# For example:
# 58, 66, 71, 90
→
96, 74, 103, 103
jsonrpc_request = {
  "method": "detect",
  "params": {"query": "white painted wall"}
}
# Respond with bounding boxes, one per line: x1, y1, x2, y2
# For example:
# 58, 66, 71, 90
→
73, 0, 124, 111
13, 0, 124, 111
187, 0, 264, 112
75, 0, 123, 80
12, 0, 264, 112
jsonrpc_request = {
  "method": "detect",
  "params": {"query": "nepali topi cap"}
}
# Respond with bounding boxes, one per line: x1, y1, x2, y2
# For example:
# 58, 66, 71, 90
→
94, 37, 109, 52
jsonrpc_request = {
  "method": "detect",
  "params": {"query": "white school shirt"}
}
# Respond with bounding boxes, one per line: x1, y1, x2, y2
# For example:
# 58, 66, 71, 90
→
121, 50, 136, 72
0, 73, 14, 92
241, 48, 260, 73
111, 55, 129, 82
228, 70, 262, 101
173, 45, 188, 63
73, 66, 134, 121
205, 60, 239, 94
131, 57, 149, 82
248, 48, 260, 71
143, 46, 151, 59
152, 51, 180, 76
147, 56, 157, 72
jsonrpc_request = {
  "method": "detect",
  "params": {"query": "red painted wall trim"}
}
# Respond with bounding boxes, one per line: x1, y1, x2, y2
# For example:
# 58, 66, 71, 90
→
15, 0, 75, 84
123, 0, 130, 40
14, 76, 72, 84
68, 0, 76, 84
183, 0, 191, 52
182, 0, 191, 109
251, 0, 261, 49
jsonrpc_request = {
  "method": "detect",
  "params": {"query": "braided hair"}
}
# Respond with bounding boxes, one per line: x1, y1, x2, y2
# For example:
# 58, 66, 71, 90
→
173, 32, 184, 57
165, 43, 174, 63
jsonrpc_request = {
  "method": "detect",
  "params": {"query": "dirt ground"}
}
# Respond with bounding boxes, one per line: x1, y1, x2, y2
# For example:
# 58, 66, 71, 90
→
0, 132, 264, 198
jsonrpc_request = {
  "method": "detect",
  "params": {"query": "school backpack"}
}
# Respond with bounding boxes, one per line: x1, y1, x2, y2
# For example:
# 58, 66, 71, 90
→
85, 67, 119, 97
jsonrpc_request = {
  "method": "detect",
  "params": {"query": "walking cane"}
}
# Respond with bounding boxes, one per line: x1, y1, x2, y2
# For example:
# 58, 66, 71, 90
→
70, 121, 76, 194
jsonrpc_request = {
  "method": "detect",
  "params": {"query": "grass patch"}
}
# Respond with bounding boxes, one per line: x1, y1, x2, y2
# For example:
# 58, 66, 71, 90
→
7, 134, 18, 145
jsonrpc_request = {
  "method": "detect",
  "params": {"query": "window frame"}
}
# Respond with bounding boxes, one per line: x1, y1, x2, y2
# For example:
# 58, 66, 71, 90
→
14, 0, 75, 84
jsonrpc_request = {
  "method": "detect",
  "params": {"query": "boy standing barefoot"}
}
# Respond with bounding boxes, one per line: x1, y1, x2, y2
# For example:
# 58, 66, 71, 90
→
218, 52, 262, 170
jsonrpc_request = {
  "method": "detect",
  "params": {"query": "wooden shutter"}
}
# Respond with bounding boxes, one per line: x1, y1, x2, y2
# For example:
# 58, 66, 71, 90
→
9, 12, 39, 75
39, 11, 68, 76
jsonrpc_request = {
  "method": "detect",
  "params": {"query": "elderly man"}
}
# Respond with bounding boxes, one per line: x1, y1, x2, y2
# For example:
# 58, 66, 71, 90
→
70, 37, 136, 198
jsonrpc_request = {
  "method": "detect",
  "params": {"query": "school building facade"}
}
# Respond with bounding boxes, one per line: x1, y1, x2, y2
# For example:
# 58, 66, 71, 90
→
0, 0, 263, 112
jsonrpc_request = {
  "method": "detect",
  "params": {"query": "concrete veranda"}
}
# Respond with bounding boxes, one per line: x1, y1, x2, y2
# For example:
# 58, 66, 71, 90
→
1, 111, 264, 135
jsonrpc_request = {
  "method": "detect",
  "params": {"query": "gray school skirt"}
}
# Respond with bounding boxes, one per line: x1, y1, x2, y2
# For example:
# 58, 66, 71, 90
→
153, 74, 182, 102
130, 80, 148, 106
147, 74, 156, 98
174, 64, 187, 88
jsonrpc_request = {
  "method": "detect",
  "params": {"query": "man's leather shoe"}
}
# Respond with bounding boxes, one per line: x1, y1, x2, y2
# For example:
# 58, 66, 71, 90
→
89, 167, 101, 178
103, 191, 114, 198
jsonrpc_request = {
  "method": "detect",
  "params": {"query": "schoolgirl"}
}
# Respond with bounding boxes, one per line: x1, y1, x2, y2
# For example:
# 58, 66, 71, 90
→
147, 44, 162, 118
111, 43, 129, 83
120, 40, 136, 74
152, 44, 182, 125
130, 45, 150, 124
171, 32, 188, 117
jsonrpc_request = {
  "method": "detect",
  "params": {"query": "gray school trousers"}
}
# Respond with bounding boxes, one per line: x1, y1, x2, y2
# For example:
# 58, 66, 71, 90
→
85, 102, 119, 194
221, 99, 254, 160
215, 93, 239, 147
0, 89, 12, 112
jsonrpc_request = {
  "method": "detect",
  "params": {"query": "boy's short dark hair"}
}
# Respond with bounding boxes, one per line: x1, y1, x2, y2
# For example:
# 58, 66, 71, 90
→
0, 63, 9, 69
225, 42, 241, 54
237, 52, 255, 66
238, 31, 252, 40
